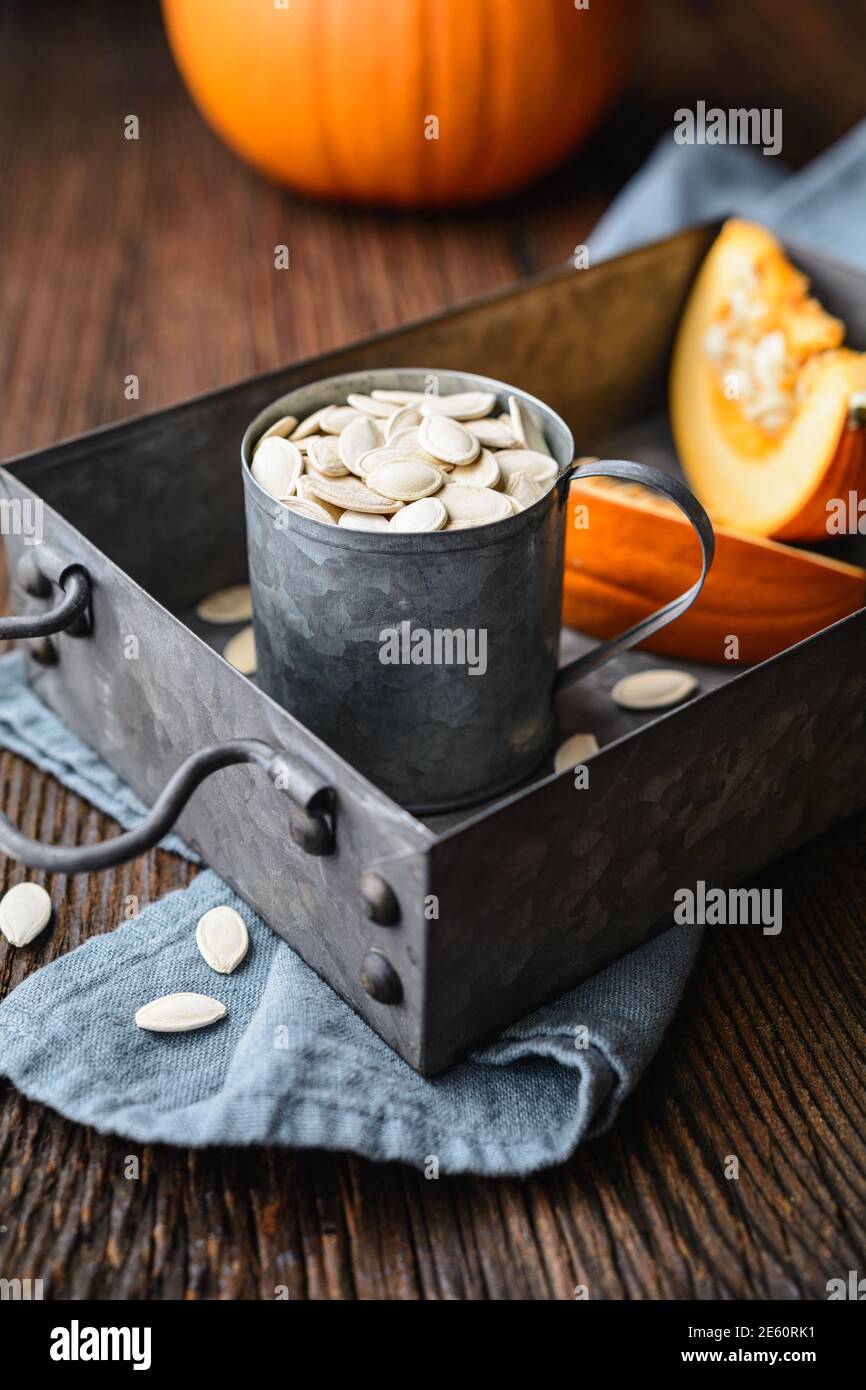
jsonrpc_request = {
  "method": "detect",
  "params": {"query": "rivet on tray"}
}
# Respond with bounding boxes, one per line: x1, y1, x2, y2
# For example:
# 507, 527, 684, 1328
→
360, 949, 403, 1005
358, 871, 400, 926
25, 635, 58, 667
16, 555, 51, 599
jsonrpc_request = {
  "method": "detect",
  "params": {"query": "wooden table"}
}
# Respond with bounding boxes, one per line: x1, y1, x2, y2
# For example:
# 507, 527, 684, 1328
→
1, 0, 864, 1299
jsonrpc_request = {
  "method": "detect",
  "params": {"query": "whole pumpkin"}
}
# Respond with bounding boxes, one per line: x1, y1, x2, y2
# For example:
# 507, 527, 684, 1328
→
161, 0, 635, 207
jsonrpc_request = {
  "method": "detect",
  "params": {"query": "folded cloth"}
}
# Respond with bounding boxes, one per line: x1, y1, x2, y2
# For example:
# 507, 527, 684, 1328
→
2, 122, 863, 1174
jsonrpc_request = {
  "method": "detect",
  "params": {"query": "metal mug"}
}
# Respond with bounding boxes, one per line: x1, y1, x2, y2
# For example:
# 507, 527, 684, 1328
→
242, 369, 714, 813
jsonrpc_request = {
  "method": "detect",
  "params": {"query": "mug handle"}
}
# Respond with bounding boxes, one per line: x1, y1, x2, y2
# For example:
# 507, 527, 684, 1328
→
554, 458, 715, 693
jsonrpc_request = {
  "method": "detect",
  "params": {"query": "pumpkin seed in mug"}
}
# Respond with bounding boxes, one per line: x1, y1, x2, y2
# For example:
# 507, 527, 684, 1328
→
250, 387, 559, 530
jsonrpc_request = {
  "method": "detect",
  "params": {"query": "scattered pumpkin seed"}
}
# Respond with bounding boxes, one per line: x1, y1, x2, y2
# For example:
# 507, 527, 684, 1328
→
196, 905, 249, 975
195, 585, 253, 625
553, 733, 599, 774
223, 625, 256, 675
134, 992, 227, 1033
0, 882, 52, 947
611, 669, 698, 711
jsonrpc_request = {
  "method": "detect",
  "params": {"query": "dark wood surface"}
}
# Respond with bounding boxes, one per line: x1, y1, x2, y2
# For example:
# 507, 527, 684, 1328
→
1, 0, 864, 1300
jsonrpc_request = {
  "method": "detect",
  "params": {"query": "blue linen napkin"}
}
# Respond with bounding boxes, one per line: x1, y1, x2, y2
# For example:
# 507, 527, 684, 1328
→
2, 120, 865, 1175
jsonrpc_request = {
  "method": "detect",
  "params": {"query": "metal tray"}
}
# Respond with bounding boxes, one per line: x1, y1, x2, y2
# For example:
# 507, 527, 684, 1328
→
3, 222, 866, 1075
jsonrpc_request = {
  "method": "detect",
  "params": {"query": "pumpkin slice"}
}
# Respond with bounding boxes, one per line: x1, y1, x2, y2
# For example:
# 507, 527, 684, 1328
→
564, 477, 866, 664
670, 219, 866, 540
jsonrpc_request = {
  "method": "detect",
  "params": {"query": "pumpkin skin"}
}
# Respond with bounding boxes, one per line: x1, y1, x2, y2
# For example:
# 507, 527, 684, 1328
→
671, 220, 866, 540
564, 479, 866, 665
160, 0, 634, 207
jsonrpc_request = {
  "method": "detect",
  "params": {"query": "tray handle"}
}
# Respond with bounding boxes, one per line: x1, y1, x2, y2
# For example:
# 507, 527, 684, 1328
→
0, 739, 335, 872
2, 558, 91, 640
554, 458, 715, 691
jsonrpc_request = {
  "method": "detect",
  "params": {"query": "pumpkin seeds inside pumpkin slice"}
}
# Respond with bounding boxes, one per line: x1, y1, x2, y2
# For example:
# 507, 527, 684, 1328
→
134, 992, 227, 1034
0, 882, 52, 947
195, 584, 253, 625
196, 905, 249, 975
611, 669, 698, 711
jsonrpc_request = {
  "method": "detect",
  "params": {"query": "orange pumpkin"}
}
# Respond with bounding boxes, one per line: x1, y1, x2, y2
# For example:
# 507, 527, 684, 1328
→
564, 478, 866, 664
671, 219, 866, 540
160, 0, 634, 207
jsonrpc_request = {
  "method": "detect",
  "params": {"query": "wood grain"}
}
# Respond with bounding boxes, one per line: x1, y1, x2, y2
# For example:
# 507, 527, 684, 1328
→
0, 0, 864, 1300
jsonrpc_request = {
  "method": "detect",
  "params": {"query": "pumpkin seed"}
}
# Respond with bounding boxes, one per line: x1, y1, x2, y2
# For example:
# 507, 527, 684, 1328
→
282, 495, 338, 525
340, 415, 384, 476
385, 404, 423, 439
295, 477, 344, 520
338, 510, 391, 532
290, 406, 333, 440
356, 444, 433, 478
304, 474, 403, 514
0, 882, 52, 947
370, 389, 429, 405
195, 585, 253, 625
419, 415, 481, 465
306, 435, 349, 478
367, 459, 443, 502
508, 395, 552, 455
446, 449, 501, 490
321, 405, 364, 434
134, 992, 227, 1033
611, 669, 698, 711
389, 496, 448, 533
438, 483, 513, 526
466, 418, 517, 449
504, 471, 546, 510
250, 436, 303, 500
553, 733, 599, 774
420, 391, 496, 420
223, 625, 256, 675
196, 905, 249, 975
346, 393, 395, 418
254, 415, 299, 451
496, 449, 559, 487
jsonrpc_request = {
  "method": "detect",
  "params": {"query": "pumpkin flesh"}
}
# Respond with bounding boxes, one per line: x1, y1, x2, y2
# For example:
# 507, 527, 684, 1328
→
671, 220, 866, 539
564, 478, 866, 664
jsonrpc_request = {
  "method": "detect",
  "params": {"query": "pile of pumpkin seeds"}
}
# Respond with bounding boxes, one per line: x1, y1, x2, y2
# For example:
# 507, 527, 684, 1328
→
250, 388, 560, 532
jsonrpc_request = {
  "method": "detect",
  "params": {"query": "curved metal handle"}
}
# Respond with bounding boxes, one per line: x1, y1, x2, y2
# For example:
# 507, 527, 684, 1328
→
555, 459, 715, 692
2, 566, 91, 640
0, 739, 335, 872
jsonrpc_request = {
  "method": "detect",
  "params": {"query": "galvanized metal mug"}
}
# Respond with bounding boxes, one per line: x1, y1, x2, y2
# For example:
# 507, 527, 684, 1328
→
242, 369, 714, 813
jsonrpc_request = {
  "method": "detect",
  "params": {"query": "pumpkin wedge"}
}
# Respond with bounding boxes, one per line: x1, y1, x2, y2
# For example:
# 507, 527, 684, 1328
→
564, 478, 866, 664
671, 219, 866, 540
